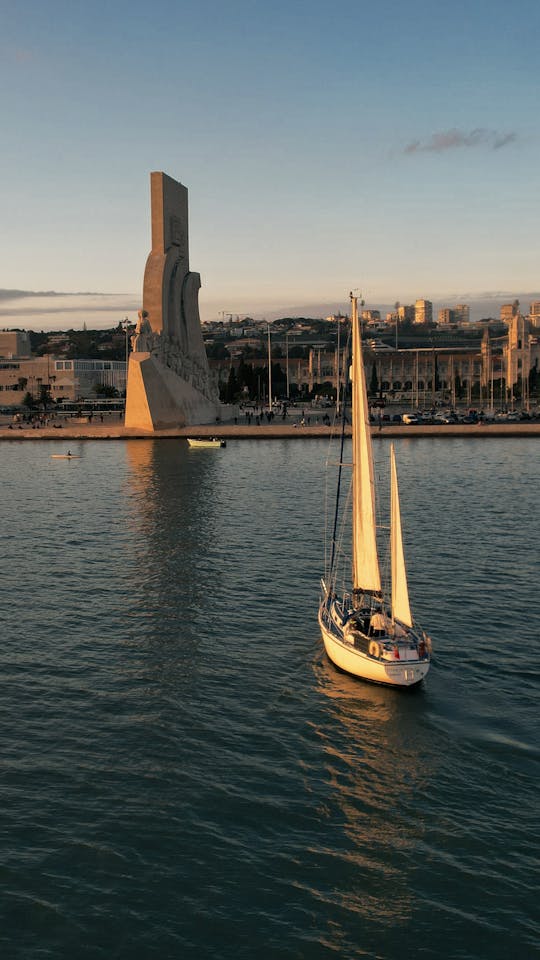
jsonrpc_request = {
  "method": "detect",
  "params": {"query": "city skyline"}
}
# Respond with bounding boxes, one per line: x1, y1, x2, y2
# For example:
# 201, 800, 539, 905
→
2, 289, 540, 334
1, 0, 539, 328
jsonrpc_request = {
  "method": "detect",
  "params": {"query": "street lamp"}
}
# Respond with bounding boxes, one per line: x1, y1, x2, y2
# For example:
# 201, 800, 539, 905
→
122, 316, 129, 401
285, 331, 290, 400
267, 322, 272, 409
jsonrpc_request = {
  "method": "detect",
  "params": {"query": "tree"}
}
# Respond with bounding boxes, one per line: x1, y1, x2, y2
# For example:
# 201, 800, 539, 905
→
206, 342, 230, 360
66, 329, 101, 359
529, 359, 538, 397
434, 355, 441, 392
236, 358, 254, 396
289, 345, 309, 359
271, 362, 286, 394
22, 391, 36, 410
38, 384, 52, 409
221, 366, 239, 404
369, 362, 378, 396
94, 383, 119, 398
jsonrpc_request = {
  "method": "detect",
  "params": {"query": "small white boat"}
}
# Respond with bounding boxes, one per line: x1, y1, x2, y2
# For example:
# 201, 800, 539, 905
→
187, 437, 226, 448
51, 453, 81, 459
318, 293, 432, 688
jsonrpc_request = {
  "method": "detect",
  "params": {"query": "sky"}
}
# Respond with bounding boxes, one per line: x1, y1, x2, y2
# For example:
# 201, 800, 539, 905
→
1, 0, 539, 329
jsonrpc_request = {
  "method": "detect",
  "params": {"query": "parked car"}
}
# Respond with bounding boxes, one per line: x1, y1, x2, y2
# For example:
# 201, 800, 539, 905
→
402, 413, 420, 425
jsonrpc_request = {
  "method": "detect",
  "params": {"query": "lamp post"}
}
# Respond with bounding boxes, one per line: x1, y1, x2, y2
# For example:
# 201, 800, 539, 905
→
122, 316, 129, 402
267, 322, 272, 410
285, 331, 290, 400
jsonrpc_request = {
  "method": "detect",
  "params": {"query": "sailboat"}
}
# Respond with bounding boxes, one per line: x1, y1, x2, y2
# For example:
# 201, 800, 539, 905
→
318, 293, 431, 687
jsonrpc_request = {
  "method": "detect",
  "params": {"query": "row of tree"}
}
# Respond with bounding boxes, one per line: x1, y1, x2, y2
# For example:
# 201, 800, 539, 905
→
219, 355, 540, 406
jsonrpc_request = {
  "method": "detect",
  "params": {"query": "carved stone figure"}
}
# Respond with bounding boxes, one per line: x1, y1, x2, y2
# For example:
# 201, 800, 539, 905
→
124, 173, 220, 429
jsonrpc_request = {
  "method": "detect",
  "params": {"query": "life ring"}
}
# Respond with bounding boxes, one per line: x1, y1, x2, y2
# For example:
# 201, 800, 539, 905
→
369, 640, 380, 658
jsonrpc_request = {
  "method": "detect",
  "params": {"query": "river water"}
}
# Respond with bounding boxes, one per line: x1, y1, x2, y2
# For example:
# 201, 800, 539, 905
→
0, 437, 538, 959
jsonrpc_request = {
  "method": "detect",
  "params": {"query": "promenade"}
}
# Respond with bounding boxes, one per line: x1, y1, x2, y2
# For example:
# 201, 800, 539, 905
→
2, 417, 539, 441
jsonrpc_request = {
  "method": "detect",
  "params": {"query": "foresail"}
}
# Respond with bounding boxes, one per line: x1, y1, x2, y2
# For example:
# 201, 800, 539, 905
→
390, 444, 412, 627
351, 296, 381, 594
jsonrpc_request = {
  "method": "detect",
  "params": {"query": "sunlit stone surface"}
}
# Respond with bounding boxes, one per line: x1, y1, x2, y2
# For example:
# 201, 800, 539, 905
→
125, 172, 220, 430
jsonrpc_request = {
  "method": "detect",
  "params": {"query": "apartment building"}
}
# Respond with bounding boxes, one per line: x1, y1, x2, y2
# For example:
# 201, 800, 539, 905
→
414, 300, 433, 325
438, 304, 470, 326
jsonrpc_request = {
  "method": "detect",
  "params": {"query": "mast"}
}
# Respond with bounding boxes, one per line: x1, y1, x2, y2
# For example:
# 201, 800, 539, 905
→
336, 313, 341, 415
390, 444, 412, 627
351, 293, 381, 595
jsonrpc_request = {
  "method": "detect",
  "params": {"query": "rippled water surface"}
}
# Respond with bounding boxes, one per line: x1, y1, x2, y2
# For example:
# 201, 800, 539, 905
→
1, 437, 538, 959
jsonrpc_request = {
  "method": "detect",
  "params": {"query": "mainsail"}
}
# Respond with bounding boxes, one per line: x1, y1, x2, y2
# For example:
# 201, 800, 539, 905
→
351, 295, 381, 594
390, 444, 412, 627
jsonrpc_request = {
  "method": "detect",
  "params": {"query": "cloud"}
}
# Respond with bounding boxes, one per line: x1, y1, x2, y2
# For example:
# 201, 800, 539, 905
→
0, 292, 140, 331
404, 128, 517, 154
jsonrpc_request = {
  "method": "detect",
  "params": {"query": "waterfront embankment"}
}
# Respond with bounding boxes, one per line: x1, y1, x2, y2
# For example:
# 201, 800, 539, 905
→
1, 419, 540, 441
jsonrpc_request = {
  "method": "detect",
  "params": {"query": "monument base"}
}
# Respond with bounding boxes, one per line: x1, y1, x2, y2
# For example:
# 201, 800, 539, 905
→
124, 353, 220, 430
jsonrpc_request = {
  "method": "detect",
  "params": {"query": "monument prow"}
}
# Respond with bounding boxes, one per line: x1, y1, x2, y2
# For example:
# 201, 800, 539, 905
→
125, 172, 221, 430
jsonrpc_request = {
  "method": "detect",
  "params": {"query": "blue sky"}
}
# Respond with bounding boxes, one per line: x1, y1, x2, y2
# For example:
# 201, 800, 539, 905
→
1, 0, 539, 327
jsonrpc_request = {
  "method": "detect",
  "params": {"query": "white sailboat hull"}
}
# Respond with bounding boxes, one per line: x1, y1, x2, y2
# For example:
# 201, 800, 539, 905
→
319, 607, 430, 688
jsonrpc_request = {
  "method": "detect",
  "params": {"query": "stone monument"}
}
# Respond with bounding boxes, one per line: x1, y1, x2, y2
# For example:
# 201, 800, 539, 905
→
124, 172, 220, 429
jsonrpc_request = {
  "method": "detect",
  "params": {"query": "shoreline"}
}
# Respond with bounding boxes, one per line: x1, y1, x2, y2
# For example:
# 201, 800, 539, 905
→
2, 421, 539, 441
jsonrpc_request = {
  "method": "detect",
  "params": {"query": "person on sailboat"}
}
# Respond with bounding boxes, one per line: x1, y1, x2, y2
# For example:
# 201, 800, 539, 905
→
370, 611, 392, 636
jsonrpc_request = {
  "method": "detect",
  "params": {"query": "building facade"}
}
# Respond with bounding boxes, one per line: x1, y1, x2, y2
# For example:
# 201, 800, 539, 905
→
0, 357, 126, 406
0, 330, 31, 359
414, 300, 433, 325
529, 301, 540, 329
212, 327, 539, 409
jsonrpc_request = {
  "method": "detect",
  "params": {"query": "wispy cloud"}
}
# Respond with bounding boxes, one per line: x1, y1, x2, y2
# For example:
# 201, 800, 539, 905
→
404, 128, 517, 154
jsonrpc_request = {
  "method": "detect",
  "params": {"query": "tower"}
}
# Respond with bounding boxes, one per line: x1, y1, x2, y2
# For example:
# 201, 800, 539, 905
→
124, 173, 220, 430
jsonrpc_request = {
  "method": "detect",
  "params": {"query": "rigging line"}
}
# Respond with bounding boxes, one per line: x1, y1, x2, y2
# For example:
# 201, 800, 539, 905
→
328, 324, 351, 585
322, 408, 343, 578
328, 417, 347, 584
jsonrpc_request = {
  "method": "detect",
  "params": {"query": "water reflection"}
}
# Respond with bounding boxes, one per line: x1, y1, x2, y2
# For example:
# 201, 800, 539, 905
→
312, 655, 434, 943
120, 440, 224, 677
